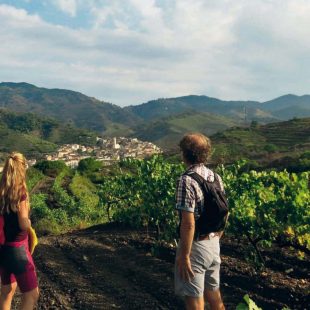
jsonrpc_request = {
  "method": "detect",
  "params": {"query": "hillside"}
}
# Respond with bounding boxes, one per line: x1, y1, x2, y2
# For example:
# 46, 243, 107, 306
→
131, 111, 238, 148
125, 95, 271, 122
0, 109, 97, 160
211, 117, 310, 164
262, 94, 310, 118
1, 83, 310, 152
0, 82, 139, 133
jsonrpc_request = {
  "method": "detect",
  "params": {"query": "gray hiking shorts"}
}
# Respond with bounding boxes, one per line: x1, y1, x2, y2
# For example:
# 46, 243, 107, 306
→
175, 237, 221, 297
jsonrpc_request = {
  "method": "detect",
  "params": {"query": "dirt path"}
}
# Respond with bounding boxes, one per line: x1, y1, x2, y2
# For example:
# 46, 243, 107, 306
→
10, 224, 310, 310
30, 226, 183, 310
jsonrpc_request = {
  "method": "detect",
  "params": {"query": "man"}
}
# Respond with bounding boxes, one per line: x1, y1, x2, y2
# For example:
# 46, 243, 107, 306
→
175, 133, 225, 310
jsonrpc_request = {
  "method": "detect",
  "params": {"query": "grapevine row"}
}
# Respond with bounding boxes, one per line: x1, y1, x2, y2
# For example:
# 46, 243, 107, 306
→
98, 156, 310, 251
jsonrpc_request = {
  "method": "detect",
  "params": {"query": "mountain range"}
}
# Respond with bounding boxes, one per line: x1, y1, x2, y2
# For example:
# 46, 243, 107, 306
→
126, 93, 310, 121
0, 82, 310, 148
0, 82, 137, 133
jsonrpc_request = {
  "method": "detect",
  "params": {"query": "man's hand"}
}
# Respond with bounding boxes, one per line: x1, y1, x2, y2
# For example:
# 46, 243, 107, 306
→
176, 254, 194, 282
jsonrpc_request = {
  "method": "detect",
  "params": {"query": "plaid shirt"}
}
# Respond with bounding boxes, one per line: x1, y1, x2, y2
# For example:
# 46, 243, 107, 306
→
175, 164, 224, 219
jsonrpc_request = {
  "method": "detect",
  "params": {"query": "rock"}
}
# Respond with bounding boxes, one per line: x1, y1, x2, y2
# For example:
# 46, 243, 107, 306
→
285, 268, 294, 274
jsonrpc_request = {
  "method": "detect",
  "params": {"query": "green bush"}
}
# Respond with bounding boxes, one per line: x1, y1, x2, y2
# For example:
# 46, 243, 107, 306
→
78, 157, 102, 174
30, 193, 51, 221
34, 218, 63, 235
26, 167, 45, 192
300, 151, 310, 160
264, 144, 278, 153
98, 156, 184, 240
34, 160, 69, 177
69, 173, 103, 223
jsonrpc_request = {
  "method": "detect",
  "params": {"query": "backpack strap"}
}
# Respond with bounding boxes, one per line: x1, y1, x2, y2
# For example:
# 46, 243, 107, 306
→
184, 171, 206, 187
184, 171, 222, 190
213, 173, 223, 191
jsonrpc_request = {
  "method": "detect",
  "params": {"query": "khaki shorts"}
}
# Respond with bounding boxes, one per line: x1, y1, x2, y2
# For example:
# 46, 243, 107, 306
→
175, 237, 221, 297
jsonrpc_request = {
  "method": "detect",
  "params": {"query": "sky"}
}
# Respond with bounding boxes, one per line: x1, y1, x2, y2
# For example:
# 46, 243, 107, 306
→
0, 0, 309, 106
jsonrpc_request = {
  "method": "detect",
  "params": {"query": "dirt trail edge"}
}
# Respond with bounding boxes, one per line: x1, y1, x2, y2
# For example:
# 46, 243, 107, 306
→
12, 224, 309, 310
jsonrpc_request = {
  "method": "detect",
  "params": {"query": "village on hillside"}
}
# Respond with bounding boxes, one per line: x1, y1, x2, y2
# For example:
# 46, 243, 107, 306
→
0, 137, 162, 172
41, 137, 162, 168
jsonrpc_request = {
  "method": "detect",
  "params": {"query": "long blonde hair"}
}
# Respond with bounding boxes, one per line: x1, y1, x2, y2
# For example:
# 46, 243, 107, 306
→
0, 152, 29, 214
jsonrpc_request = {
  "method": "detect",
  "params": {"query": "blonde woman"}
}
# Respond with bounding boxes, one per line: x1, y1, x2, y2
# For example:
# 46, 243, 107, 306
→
0, 153, 39, 310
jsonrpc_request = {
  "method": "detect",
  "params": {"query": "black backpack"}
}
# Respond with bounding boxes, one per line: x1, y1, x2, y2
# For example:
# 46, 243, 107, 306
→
184, 171, 229, 237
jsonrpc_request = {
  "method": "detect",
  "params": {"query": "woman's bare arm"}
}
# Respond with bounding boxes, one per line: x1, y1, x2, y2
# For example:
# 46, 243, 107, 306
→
17, 200, 31, 231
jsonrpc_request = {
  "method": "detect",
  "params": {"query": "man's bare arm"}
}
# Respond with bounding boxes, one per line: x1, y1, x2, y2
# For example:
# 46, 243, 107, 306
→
179, 211, 195, 257
177, 211, 195, 281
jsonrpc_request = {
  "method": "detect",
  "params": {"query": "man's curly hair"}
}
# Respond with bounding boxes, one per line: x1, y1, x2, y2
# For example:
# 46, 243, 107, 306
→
179, 133, 211, 164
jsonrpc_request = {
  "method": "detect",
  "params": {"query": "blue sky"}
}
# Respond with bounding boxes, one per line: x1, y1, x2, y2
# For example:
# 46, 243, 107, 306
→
0, 0, 309, 106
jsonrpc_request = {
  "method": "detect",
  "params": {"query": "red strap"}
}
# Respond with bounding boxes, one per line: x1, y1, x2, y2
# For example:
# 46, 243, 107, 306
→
0, 215, 5, 245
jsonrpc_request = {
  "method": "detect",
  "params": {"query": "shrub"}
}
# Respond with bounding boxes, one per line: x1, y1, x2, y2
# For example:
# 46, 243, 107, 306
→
300, 151, 310, 160
78, 157, 102, 173
264, 144, 278, 153
26, 167, 45, 191
34, 160, 69, 177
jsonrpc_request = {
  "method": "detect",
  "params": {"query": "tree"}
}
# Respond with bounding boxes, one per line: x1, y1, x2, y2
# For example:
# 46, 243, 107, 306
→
34, 160, 68, 177
78, 157, 102, 173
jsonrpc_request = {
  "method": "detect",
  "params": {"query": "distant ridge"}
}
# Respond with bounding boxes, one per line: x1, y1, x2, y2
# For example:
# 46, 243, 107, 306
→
0, 82, 139, 133
1, 82, 310, 149
125, 94, 310, 122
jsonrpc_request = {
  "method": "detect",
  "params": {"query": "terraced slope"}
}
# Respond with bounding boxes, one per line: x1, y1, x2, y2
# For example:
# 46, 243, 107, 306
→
259, 118, 310, 148
211, 117, 310, 162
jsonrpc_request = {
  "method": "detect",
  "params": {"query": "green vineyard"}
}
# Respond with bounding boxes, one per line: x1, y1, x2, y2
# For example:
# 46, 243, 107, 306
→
29, 156, 309, 252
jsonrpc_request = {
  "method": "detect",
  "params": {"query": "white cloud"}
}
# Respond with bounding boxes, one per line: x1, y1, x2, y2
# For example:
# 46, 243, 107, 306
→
52, 0, 77, 17
0, 1, 310, 106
